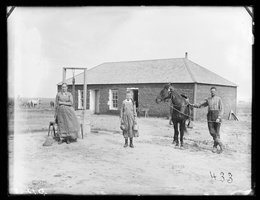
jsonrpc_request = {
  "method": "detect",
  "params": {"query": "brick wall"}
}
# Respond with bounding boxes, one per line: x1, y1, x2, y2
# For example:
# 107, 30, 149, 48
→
194, 84, 237, 120
58, 83, 236, 120
137, 83, 194, 117
59, 83, 194, 117
82, 83, 194, 117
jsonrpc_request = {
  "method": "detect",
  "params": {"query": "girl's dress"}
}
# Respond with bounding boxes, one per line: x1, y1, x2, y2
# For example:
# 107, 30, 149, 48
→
120, 99, 137, 138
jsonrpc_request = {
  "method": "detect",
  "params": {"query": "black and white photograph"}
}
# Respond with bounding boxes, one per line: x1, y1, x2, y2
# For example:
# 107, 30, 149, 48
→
7, 6, 253, 195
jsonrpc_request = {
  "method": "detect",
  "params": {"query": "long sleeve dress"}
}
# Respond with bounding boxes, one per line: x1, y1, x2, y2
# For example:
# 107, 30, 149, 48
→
120, 99, 137, 139
55, 92, 80, 139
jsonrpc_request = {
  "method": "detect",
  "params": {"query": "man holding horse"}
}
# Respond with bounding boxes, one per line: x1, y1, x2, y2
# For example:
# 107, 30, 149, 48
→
190, 87, 224, 154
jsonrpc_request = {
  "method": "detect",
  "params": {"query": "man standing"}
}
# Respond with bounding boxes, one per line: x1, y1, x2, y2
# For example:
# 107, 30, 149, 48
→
191, 87, 224, 153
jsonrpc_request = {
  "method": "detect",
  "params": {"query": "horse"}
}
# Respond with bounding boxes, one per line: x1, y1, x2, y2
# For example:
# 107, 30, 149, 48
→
50, 101, 55, 108
28, 98, 40, 108
26, 100, 32, 108
155, 83, 191, 147
32, 98, 40, 107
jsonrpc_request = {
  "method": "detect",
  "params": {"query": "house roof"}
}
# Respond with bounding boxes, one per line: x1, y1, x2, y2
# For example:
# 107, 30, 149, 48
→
58, 58, 237, 87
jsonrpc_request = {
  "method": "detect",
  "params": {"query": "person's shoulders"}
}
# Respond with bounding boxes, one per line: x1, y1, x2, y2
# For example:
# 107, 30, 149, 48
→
67, 92, 72, 96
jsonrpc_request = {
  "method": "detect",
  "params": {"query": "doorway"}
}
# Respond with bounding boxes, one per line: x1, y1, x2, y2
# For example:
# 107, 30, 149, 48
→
132, 89, 139, 108
89, 89, 100, 114
94, 90, 100, 114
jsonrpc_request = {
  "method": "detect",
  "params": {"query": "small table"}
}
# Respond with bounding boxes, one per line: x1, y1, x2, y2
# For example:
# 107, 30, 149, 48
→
138, 108, 149, 118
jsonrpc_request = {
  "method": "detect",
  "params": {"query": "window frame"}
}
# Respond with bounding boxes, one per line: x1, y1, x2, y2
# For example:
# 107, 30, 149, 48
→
78, 89, 89, 110
109, 89, 118, 110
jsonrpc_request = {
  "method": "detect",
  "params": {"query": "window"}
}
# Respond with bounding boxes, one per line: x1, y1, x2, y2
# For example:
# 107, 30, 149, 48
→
86, 90, 90, 109
78, 90, 90, 109
112, 90, 118, 108
78, 90, 83, 109
109, 89, 118, 110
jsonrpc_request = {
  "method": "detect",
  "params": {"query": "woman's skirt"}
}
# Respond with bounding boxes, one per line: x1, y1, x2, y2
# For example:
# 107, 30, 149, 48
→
56, 105, 80, 139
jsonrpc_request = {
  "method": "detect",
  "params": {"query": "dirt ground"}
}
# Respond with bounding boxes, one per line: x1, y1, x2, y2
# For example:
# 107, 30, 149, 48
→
8, 104, 252, 195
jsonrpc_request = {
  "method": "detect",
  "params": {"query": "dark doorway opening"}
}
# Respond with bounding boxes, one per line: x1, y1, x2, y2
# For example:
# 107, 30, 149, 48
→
94, 90, 100, 114
132, 89, 139, 108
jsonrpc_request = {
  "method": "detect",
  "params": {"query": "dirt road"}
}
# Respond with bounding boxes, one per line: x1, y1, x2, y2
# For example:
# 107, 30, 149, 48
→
9, 108, 252, 195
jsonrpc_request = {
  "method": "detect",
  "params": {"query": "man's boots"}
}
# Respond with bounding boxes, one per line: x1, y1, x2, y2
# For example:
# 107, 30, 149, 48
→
212, 140, 218, 153
58, 138, 64, 144
66, 137, 71, 144
216, 138, 224, 154
218, 141, 224, 154
124, 138, 128, 148
130, 138, 134, 148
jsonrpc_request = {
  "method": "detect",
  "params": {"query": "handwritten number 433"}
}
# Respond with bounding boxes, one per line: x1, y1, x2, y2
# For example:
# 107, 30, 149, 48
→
27, 188, 46, 195
210, 171, 233, 183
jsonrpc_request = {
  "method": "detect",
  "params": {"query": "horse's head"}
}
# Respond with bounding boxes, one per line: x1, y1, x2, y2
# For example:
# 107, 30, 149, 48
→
155, 83, 174, 104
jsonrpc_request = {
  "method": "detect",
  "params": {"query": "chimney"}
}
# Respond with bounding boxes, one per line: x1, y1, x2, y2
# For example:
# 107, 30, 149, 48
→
185, 52, 188, 59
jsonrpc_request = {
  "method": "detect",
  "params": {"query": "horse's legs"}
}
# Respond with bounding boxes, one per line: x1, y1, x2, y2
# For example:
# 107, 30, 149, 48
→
180, 121, 185, 147
172, 122, 176, 143
173, 122, 179, 146
169, 116, 173, 125
48, 123, 51, 136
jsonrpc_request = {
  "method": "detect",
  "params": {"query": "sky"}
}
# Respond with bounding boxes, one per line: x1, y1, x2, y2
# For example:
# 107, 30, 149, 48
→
8, 6, 253, 101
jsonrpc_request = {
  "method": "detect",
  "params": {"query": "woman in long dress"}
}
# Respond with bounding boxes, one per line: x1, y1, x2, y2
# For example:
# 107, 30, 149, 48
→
120, 91, 137, 148
55, 83, 80, 144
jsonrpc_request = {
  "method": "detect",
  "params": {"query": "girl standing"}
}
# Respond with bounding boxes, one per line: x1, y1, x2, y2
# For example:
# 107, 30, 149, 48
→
120, 91, 137, 148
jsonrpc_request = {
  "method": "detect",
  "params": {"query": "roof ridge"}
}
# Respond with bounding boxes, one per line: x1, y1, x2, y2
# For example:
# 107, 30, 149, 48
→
58, 57, 189, 85
57, 57, 237, 87
183, 58, 196, 82
103, 57, 184, 64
